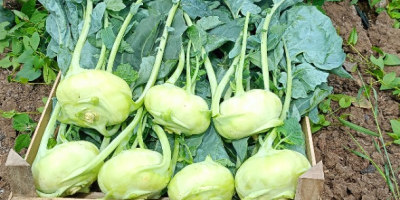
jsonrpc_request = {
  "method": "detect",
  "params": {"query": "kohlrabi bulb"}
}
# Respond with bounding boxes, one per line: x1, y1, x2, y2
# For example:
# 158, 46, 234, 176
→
235, 133, 311, 200
32, 141, 103, 197
213, 89, 283, 140
98, 125, 171, 199
56, 70, 134, 137
144, 83, 211, 136
168, 156, 235, 200
97, 149, 171, 199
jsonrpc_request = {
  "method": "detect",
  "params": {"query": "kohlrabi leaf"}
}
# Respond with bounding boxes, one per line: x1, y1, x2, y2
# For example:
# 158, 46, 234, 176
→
39, 0, 71, 47
65, 2, 79, 42
205, 18, 243, 52
89, 3, 106, 35
197, 16, 224, 30
124, 15, 161, 69
293, 63, 330, 91
232, 137, 249, 164
134, 56, 156, 87
181, 0, 212, 19
187, 24, 208, 53
113, 63, 139, 85
105, 0, 126, 12
223, 0, 261, 19
292, 84, 333, 116
164, 9, 186, 61
101, 26, 117, 50
276, 117, 305, 146
280, 5, 346, 71
194, 124, 234, 167
80, 41, 101, 69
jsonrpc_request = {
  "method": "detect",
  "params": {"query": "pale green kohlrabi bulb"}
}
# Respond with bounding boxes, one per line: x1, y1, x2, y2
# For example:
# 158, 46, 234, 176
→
235, 132, 311, 200
56, 69, 134, 137
144, 83, 211, 136
97, 125, 172, 199
31, 141, 103, 197
213, 89, 283, 140
168, 156, 235, 200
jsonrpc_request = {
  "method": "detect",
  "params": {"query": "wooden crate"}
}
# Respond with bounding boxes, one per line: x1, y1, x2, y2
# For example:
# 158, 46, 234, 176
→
5, 74, 324, 200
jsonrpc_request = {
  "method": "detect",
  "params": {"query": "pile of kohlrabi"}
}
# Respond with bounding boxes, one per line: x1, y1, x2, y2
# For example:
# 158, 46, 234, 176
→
32, 0, 347, 199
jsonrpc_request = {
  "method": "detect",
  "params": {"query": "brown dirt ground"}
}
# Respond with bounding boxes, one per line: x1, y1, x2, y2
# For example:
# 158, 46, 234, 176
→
0, 0, 400, 199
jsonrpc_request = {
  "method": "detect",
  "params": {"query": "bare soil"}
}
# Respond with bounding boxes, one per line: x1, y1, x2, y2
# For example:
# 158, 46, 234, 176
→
0, 0, 400, 199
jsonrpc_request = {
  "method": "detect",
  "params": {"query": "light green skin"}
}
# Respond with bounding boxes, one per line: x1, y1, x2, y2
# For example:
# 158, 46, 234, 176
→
168, 157, 235, 200
213, 89, 283, 140
235, 149, 311, 200
56, 69, 134, 137
98, 148, 171, 199
144, 83, 211, 136
31, 141, 103, 197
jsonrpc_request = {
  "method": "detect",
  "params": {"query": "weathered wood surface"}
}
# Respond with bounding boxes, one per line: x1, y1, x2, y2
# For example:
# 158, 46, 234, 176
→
294, 161, 325, 200
5, 149, 37, 198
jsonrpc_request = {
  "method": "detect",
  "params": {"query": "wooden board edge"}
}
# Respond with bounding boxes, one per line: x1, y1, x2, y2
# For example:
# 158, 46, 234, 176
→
25, 73, 61, 165
301, 117, 317, 166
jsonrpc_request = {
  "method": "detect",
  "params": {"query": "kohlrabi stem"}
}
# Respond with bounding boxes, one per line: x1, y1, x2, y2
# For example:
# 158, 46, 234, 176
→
95, 11, 109, 70
56, 123, 68, 144
62, 108, 144, 182
137, 114, 147, 149
234, 12, 250, 97
186, 41, 193, 93
106, 0, 143, 73
279, 40, 292, 121
151, 124, 172, 172
36, 103, 61, 161
68, 0, 93, 75
191, 56, 200, 93
100, 124, 121, 151
246, 62, 251, 91
183, 12, 218, 96
261, 0, 285, 91
203, 50, 218, 96
170, 134, 180, 175
131, 1, 180, 110
211, 57, 240, 117
223, 87, 233, 100
99, 137, 111, 152
262, 128, 278, 152
166, 47, 185, 84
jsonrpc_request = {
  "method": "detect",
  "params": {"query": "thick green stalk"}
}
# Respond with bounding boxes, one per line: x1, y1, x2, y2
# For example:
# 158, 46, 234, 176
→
99, 137, 111, 152
260, 0, 285, 91
95, 11, 109, 70
234, 12, 250, 97
68, 0, 93, 75
202, 50, 218, 96
211, 57, 239, 117
279, 40, 292, 120
186, 41, 192, 93
166, 47, 185, 84
56, 123, 68, 144
100, 124, 121, 152
191, 56, 200, 93
137, 114, 147, 149
170, 134, 180, 175
106, 0, 143, 72
131, 1, 180, 110
151, 124, 172, 173
183, 12, 218, 96
35, 103, 61, 161
62, 108, 144, 182
260, 128, 278, 153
